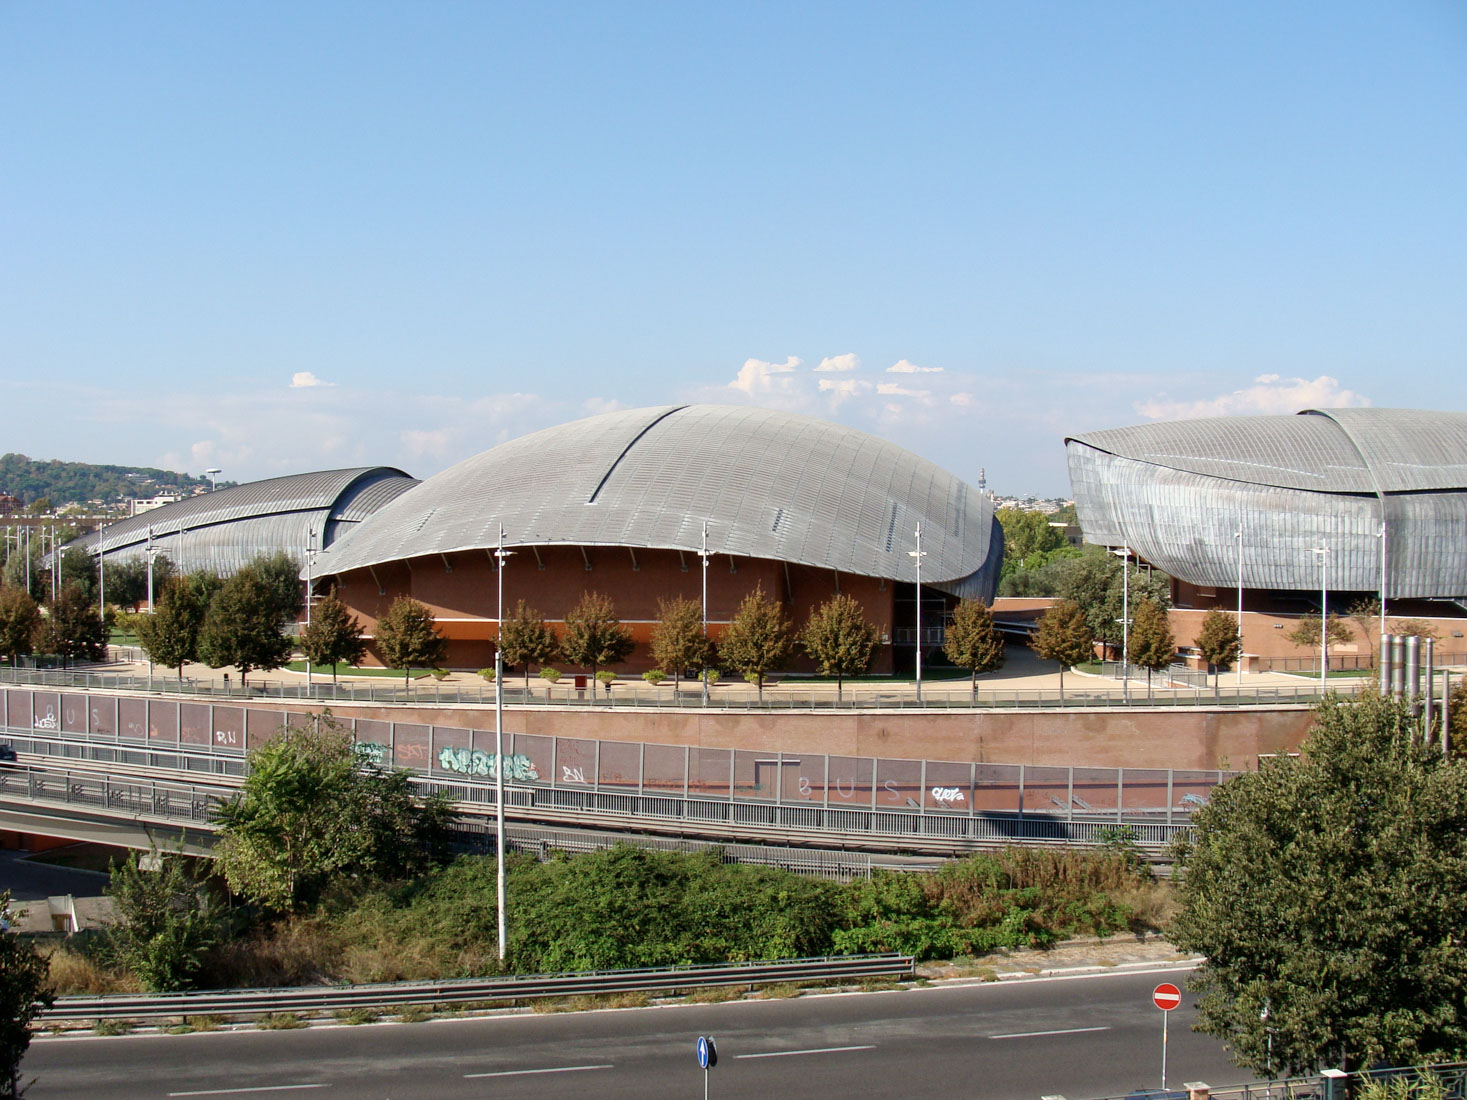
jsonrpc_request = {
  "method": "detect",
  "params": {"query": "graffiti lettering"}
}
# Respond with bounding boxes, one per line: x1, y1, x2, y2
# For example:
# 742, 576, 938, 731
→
883, 779, 901, 803
437, 746, 540, 781
797, 776, 812, 798
930, 786, 965, 805
214, 730, 238, 746
561, 765, 587, 784
834, 776, 856, 799
354, 741, 388, 766
34, 708, 57, 730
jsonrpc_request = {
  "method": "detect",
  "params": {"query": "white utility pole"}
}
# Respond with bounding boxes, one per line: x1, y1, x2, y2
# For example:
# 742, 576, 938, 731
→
1311, 542, 1330, 688
494, 523, 515, 963
304, 529, 317, 687
1235, 525, 1244, 686
909, 524, 926, 705
699, 520, 711, 705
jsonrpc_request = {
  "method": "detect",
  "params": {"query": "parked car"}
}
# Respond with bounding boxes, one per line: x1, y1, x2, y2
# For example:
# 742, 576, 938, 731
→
0, 745, 17, 764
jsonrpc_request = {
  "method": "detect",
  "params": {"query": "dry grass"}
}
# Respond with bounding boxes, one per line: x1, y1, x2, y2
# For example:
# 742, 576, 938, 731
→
686, 985, 743, 1004
44, 945, 140, 996
208, 919, 345, 988
530, 992, 650, 1014
396, 1004, 431, 1023
756, 982, 807, 999
1117, 881, 1176, 931
256, 1012, 309, 1030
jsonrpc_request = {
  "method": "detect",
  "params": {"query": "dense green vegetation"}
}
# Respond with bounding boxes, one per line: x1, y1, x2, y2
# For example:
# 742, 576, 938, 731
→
50, 839, 1160, 994
0, 453, 221, 508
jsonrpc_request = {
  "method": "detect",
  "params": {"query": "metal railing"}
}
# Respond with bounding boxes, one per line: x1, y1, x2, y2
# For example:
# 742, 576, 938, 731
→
45, 953, 916, 1021
1078, 1061, 1467, 1100
0, 663, 1346, 710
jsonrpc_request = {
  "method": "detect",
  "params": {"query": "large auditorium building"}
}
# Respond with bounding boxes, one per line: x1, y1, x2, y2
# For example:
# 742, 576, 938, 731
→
313, 404, 1004, 672
1066, 407, 1467, 610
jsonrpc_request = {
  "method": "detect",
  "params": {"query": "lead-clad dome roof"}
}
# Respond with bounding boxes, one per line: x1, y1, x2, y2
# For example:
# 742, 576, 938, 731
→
1066, 408, 1467, 495
315, 404, 999, 594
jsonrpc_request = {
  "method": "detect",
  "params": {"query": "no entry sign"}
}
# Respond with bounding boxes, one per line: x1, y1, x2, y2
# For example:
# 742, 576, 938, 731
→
1153, 983, 1182, 1011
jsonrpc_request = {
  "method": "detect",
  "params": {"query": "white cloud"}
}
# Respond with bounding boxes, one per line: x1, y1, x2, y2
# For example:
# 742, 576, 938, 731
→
290, 371, 336, 388
877, 382, 932, 401
887, 359, 943, 374
950, 392, 974, 407
815, 353, 860, 372
728, 356, 803, 396
1135, 374, 1372, 420
582, 396, 627, 416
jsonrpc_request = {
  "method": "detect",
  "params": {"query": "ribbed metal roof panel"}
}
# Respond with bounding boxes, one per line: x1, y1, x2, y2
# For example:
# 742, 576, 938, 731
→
314, 405, 996, 587
1304, 408, 1467, 492
66, 468, 417, 576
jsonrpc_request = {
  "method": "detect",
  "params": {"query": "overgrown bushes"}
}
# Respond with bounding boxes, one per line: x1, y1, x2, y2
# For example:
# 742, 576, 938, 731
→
51, 842, 1161, 995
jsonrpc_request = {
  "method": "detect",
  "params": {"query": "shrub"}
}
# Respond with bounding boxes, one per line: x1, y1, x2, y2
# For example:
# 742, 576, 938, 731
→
539, 668, 561, 684
642, 669, 666, 685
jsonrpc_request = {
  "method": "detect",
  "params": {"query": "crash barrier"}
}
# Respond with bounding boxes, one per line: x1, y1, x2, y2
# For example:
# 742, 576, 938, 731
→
46, 953, 915, 1021
1072, 1060, 1467, 1100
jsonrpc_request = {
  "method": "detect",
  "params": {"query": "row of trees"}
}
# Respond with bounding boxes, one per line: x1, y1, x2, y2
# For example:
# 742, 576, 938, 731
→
0, 583, 109, 666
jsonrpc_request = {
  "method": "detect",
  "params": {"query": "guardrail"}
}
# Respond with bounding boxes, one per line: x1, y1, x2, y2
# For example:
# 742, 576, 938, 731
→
1076, 1060, 1467, 1100
46, 954, 915, 1021
0, 663, 1348, 710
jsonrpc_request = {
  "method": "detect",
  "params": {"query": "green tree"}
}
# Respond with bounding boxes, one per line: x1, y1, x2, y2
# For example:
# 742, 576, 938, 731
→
249, 551, 304, 625
213, 715, 452, 912
56, 547, 97, 601
103, 850, 218, 992
649, 596, 712, 695
374, 596, 448, 687
0, 589, 39, 665
1195, 609, 1242, 693
942, 598, 1006, 700
560, 592, 634, 694
718, 585, 793, 701
197, 567, 293, 686
496, 600, 560, 694
1, 541, 45, 603
1128, 596, 1175, 699
1285, 612, 1353, 653
1008, 546, 1171, 657
106, 558, 151, 611
1347, 597, 1382, 669
134, 577, 206, 679
0, 890, 53, 1099
1171, 692, 1467, 1075
38, 582, 108, 664
1031, 598, 1094, 700
995, 507, 1066, 577
298, 589, 366, 682
800, 594, 881, 701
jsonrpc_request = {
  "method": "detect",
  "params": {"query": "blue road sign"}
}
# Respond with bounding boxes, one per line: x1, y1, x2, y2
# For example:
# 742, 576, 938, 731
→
697, 1035, 718, 1069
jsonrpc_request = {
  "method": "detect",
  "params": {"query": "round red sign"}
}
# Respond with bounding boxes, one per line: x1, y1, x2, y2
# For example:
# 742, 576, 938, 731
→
1153, 983, 1182, 1011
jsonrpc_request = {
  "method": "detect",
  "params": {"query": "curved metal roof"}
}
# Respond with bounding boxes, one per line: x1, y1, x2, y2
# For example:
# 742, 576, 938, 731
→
315, 404, 998, 591
1066, 408, 1467, 495
68, 467, 418, 575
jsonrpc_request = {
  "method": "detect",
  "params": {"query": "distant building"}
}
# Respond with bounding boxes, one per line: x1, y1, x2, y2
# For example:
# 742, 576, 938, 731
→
129, 494, 184, 516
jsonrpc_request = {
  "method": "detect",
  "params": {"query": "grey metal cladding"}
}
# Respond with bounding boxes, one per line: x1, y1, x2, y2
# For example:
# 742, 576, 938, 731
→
1067, 408, 1467, 598
69, 467, 418, 577
314, 404, 997, 589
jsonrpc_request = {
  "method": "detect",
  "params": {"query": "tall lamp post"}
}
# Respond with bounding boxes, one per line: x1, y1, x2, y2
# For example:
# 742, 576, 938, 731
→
1235, 525, 1244, 686
205, 468, 221, 493
304, 530, 317, 687
145, 526, 156, 613
1111, 546, 1131, 702
1311, 542, 1330, 688
493, 523, 515, 963
908, 524, 926, 705
699, 521, 712, 705
1377, 522, 1389, 693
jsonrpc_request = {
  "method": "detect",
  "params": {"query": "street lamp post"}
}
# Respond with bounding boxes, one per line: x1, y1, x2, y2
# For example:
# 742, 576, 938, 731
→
699, 521, 711, 705
205, 468, 221, 493
304, 530, 317, 687
1378, 522, 1389, 693
908, 524, 926, 705
1311, 542, 1330, 688
1235, 525, 1244, 686
146, 526, 156, 613
1111, 546, 1131, 701
493, 523, 515, 963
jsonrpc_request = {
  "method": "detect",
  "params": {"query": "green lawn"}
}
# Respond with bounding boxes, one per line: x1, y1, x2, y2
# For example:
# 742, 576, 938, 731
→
283, 661, 438, 680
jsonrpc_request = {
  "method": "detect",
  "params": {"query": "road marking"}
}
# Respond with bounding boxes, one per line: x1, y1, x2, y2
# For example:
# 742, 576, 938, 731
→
989, 1026, 1111, 1040
168, 1087, 330, 1097
736, 1045, 876, 1059
465, 1064, 614, 1079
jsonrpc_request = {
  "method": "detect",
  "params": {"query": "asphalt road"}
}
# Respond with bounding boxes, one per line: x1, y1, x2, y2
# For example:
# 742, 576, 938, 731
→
24, 967, 1254, 1100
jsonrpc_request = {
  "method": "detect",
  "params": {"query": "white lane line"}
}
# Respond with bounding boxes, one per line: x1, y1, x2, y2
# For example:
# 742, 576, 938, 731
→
168, 1087, 330, 1097
735, 1045, 876, 1060
465, 1064, 614, 1079
990, 1026, 1111, 1040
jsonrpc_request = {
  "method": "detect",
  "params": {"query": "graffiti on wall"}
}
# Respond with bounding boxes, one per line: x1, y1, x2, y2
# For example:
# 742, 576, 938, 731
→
438, 746, 540, 781
355, 741, 388, 766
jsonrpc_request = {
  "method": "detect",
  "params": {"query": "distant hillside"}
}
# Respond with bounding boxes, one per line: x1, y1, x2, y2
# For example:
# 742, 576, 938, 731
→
0, 453, 224, 508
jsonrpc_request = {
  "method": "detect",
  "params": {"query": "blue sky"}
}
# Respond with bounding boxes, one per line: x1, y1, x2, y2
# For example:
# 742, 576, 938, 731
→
5, 2, 1465, 496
